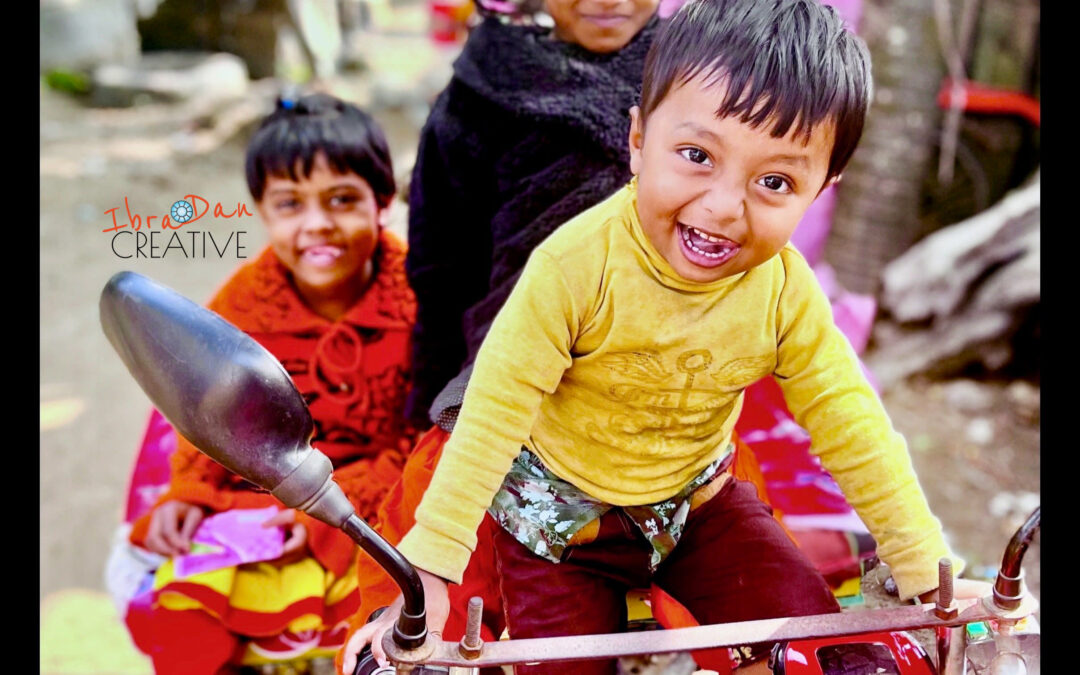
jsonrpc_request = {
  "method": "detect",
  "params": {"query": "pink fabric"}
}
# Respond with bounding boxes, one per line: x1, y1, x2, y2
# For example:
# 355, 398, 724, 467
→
124, 409, 175, 524
790, 185, 837, 267
172, 507, 286, 578
736, 378, 851, 518
812, 262, 877, 356
791, 185, 877, 358
823, 0, 863, 31
658, 0, 682, 18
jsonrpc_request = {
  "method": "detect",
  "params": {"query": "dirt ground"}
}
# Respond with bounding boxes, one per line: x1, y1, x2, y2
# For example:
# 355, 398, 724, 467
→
39, 50, 1039, 671
878, 377, 1040, 605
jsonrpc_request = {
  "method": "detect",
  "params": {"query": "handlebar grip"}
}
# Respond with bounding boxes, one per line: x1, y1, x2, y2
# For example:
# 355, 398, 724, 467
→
350, 607, 451, 675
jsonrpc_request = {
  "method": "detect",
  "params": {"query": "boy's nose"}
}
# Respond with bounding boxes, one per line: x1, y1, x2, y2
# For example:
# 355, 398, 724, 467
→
700, 179, 746, 224
299, 205, 335, 233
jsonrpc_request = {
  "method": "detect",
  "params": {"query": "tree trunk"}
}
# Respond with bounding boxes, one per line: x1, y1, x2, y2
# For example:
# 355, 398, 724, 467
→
825, 0, 946, 295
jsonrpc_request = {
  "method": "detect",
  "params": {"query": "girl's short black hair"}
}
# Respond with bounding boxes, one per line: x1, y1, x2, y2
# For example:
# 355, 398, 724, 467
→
640, 0, 872, 181
245, 93, 395, 207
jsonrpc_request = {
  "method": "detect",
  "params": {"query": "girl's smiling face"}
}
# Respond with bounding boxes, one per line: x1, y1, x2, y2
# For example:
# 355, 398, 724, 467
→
545, 0, 658, 53
628, 73, 837, 283
257, 153, 386, 319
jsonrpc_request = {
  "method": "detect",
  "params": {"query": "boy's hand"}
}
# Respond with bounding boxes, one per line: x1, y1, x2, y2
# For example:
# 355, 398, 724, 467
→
341, 568, 451, 674
145, 500, 205, 556
262, 508, 309, 566
917, 578, 994, 605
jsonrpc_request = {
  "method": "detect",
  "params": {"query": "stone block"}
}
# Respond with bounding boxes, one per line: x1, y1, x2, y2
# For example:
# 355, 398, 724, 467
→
91, 51, 250, 108
41, 0, 140, 72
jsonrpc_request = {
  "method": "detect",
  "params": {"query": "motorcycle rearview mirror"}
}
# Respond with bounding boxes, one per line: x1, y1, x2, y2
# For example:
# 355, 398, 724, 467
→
99, 271, 334, 516
99, 271, 429, 649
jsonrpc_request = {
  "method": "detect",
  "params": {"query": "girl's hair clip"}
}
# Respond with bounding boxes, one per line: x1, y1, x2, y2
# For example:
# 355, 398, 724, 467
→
273, 91, 343, 117
276, 85, 304, 112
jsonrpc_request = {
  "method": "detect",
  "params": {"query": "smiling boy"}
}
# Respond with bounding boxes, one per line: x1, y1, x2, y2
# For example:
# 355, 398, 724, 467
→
352, 1, 962, 672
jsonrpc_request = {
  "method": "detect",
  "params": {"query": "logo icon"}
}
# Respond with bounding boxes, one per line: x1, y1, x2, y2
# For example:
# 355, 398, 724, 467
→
170, 199, 194, 224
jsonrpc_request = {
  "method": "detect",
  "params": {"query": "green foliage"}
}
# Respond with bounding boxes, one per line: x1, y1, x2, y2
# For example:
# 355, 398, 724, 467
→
44, 69, 90, 95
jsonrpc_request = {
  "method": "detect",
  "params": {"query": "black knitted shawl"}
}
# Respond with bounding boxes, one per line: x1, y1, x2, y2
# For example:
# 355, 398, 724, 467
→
406, 16, 659, 427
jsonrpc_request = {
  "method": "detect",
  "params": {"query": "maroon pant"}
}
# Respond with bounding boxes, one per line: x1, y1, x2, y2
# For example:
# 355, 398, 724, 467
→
491, 478, 842, 674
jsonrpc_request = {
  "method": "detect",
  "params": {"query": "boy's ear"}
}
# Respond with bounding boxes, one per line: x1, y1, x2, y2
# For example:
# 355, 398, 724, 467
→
628, 106, 644, 176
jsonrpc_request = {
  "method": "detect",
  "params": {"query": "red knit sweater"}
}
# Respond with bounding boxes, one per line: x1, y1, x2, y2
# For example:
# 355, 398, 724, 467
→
130, 230, 419, 577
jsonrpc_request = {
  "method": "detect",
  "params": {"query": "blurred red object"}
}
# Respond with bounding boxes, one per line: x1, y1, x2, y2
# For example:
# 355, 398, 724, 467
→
937, 79, 1040, 127
430, 0, 473, 44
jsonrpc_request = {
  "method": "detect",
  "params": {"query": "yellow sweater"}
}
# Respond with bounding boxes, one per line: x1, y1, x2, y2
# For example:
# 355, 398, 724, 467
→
398, 181, 959, 600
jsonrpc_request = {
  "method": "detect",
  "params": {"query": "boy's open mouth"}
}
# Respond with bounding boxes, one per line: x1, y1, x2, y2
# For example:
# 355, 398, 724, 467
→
677, 223, 740, 268
300, 245, 344, 267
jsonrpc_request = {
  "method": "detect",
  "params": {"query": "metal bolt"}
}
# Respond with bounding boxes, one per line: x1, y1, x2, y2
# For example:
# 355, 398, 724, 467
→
939, 558, 954, 607
459, 596, 484, 659
935, 558, 958, 620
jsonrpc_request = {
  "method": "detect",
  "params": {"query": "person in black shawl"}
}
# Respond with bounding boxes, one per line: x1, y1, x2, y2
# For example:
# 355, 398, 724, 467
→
405, 8, 660, 427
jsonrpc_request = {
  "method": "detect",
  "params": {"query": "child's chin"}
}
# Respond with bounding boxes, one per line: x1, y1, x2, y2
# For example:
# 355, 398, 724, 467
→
679, 266, 731, 283
294, 267, 352, 290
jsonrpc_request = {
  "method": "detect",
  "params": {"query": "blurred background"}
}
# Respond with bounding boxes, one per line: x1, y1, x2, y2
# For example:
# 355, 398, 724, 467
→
40, 0, 1038, 672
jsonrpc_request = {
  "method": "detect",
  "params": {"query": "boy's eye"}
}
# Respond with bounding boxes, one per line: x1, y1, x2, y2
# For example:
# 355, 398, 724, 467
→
275, 198, 300, 210
758, 175, 792, 194
328, 194, 360, 208
678, 148, 712, 166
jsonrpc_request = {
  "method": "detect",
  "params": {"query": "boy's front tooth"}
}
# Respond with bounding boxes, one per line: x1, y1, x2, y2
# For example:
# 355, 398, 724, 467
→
690, 226, 722, 243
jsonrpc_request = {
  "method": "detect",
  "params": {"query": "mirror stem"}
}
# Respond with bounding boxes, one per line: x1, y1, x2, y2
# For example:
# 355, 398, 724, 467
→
992, 507, 1040, 610
342, 514, 428, 648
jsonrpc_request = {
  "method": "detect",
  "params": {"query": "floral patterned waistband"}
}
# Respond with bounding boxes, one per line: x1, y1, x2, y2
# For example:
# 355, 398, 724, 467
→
487, 444, 735, 570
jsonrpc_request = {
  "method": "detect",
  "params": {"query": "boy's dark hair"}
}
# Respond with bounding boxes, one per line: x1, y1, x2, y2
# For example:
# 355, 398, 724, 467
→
245, 93, 395, 207
640, 0, 871, 181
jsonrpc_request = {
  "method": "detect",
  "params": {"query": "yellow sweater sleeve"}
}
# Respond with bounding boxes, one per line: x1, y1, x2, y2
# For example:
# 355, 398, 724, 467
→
773, 249, 963, 600
397, 250, 579, 582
